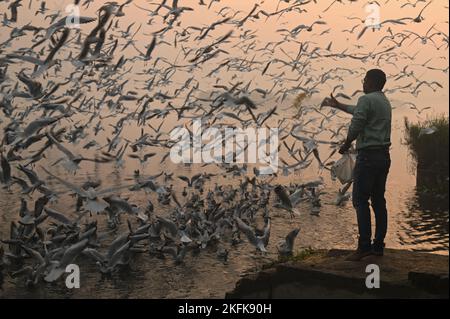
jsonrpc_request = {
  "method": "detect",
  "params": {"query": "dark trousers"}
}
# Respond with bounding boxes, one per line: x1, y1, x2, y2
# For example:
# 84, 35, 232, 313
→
352, 147, 391, 252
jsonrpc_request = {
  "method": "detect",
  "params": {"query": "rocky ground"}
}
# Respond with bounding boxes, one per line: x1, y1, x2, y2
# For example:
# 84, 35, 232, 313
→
226, 249, 449, 298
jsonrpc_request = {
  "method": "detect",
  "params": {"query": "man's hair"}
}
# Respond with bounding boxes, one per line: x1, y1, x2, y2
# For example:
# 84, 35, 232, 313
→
366, 69, 387, 91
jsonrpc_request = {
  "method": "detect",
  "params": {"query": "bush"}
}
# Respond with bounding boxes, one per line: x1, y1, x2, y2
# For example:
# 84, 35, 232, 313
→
404, 115, 449, 194
404, 115, 449, 169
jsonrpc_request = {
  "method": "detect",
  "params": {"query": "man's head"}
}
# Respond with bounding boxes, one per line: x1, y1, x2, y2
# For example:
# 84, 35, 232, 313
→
363, 69, 386, 94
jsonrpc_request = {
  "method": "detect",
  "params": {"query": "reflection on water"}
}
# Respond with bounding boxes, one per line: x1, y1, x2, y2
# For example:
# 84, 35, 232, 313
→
0, 161, 448, 298
396, 191, 449, 253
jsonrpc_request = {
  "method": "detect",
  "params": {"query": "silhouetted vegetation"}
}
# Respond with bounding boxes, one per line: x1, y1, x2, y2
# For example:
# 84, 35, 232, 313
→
404, 115, 449, 195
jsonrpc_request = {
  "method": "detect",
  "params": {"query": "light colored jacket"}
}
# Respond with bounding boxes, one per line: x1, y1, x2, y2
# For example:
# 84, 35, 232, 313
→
344, 91, 392, 150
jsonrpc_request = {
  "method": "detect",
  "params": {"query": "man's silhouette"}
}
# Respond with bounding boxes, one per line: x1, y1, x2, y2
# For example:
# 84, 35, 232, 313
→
323, 69, 392, 261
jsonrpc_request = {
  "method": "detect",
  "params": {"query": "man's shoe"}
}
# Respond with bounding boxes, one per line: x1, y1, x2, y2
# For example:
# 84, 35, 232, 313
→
372, 243, 385, 256
345, 249, 372, 261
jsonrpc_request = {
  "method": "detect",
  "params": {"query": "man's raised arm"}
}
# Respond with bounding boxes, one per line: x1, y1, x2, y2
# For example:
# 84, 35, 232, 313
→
321, 93, 355, 115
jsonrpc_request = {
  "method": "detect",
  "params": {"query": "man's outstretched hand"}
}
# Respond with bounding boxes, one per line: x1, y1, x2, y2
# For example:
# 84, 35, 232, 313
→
321, 93, 340, 109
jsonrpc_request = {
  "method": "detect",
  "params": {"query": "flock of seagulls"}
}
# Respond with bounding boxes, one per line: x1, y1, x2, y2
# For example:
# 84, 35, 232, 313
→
0, 0, 447, 290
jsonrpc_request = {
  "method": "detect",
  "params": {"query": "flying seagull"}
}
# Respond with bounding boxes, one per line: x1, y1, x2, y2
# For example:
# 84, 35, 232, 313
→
277, 228, 300, 256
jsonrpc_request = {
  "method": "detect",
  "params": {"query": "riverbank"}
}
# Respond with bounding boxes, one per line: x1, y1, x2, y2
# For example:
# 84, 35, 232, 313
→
226, 249, 449, 298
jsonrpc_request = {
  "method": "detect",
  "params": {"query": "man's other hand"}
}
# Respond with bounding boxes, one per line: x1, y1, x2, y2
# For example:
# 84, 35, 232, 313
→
339, 142, 351, 154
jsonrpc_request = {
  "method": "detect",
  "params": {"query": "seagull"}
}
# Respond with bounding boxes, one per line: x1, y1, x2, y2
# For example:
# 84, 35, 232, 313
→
9, 28, 70, 78
235, 217, 270, 253
401, 0, 427, 8
143, 36, 157, 60
115, 0, 134, 17
220, 93, 258, 122
41, 166, 133, 213
403, 102, 431, 115
289, 21, 327, 35
7, 0, 22, 23
334, 181, 352, 206
35, 1, 49, 15
405, 24, 438, 46
12, 115, 65, 143
357, 18, 410, 40
16, 165, 45, 193
323, 0, 343, 13
177, 173, 203, 188
0, 153, 11, 185
419, 126, 438, 137
161, 0, 194, 24
162, 244, 189, 264
127, 152, 156, 165
42, 16, 96, 41
274, 185, 300, 217
412, 0, 434, 23
46, 132, 107, 173
277, 228, 300, 257
18, 244, 47, 286
15, 71, 44, 99
44, 207, 77, 225
44, 239, 89, 282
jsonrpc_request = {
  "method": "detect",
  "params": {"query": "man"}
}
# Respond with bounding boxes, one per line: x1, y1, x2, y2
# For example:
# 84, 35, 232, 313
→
323, 69, 392, 261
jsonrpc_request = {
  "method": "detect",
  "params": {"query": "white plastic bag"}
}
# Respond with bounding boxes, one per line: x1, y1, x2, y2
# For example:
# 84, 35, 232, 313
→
331, 153, 356, 184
